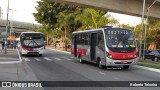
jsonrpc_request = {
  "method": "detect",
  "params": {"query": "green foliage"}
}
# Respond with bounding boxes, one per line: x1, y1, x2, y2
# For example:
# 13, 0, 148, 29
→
33, 0, 119, 49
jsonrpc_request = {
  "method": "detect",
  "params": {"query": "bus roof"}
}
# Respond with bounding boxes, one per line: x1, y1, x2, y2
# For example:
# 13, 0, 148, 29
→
73, 28, 104, 34
73, 28, 132, 34
21, 32, 43, 34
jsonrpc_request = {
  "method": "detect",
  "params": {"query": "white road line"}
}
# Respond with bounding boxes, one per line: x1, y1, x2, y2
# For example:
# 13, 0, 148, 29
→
54, 57, 62, 61
70, 57, 75, 59
134, 65, 160, 73
61, 57, 66, 59
34, 58, 41, 61
114, 77, 120, 80
66, 58, 72, 60
23, 57, 30, 61
99, 72, 105, 75
43, 57, 52, 61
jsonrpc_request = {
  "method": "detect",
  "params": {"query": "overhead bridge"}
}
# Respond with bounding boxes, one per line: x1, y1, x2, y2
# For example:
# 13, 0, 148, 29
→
50, 0, 160, 18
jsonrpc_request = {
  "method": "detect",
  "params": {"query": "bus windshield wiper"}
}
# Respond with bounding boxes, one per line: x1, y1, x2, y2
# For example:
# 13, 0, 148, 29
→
27, 40, 33, 46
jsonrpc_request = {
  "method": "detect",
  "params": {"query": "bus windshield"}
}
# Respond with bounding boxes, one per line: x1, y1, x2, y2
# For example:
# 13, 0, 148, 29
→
21, 33, 44, 48
105, 29, 136, 52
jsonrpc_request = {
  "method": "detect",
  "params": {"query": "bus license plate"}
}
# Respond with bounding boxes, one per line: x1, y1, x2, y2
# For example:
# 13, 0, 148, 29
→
34, 48, 38, 51
121, 61, 127, 64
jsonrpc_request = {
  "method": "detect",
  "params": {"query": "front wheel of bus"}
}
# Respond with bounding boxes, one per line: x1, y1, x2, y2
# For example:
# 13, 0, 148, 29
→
39, 54, 42, 57
123, 65, 130, 69
98, 60, 104, 69
79, 56, 84, 63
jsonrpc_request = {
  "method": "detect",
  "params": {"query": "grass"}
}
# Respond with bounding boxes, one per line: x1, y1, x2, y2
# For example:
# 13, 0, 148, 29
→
138, 59, 160, 69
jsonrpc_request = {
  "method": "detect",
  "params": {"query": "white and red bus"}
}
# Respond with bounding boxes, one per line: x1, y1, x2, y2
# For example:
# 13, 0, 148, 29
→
19, 32, 45, 56
71, 27, 139, 69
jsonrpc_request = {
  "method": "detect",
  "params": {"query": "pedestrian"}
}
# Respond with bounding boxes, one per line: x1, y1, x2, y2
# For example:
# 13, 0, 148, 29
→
55, 43, 57, 48
1, 42, 4, 50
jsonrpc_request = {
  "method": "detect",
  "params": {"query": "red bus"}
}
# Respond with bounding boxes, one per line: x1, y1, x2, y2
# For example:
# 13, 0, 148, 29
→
71, 27, 139, 69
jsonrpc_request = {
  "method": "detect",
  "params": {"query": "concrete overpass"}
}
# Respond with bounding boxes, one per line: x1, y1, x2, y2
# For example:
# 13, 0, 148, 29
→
0, 25, 33, 37
50, 0, 160, 18
0, 19, 41, 38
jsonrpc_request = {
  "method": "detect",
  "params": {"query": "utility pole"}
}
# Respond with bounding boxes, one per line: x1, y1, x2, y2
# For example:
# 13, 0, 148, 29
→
9, 9, 16, 36
139, 0, 146, 59
143, 0, 158, 60
5, 0, 10, 54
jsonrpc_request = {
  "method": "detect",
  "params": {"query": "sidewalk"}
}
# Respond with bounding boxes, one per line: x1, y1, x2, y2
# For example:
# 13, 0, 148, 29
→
0, 48, 44, 90
0, 48, 20, 62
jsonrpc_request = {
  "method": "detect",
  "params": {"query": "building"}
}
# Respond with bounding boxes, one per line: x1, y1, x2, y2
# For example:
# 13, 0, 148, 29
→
0, 6, 3, 19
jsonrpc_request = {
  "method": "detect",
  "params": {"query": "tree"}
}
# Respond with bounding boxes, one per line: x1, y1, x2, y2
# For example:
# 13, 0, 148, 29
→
147, 18, 160, 50
33, 1, 119, 51
35, 25, 51, 45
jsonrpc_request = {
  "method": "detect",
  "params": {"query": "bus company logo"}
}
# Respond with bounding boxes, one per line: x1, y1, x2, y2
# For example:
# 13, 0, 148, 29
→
123, 55, 126, 58
2, 82, 11, 87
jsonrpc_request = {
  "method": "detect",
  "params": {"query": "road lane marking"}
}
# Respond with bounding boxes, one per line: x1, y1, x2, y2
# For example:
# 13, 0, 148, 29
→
23, 57, 30, 61
134, 65, 160, 73
114, 77, 120, 80
54, 57, 62, 61
70, 57, 75, 58
99, 72, 105, 75
43, 57, 52, 61
66, 58, 72, 60
34, 58, 41, 61
61, 57, 66, 58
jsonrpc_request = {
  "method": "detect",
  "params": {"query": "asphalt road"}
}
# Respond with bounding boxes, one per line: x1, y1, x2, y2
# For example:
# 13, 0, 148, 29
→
22, 49, 160, 90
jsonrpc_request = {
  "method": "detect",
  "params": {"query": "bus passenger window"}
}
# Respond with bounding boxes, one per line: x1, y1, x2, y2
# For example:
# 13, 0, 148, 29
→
98, 33, 105, 51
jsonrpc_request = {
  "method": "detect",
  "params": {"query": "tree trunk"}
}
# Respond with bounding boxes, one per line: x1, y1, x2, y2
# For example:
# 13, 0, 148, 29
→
64, 26, 67, 51
47, 34, 49, 46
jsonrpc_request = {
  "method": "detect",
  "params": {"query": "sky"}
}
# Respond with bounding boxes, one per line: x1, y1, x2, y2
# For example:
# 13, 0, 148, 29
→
0, 0, 141, 26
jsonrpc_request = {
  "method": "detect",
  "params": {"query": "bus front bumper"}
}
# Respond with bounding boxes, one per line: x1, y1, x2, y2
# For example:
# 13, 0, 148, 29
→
105, 57, 139, 66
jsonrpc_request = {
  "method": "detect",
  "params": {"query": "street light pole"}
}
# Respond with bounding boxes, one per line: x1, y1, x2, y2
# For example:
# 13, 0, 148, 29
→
143, 0, 157, 59
9, 9, 16, 36
5, 0, 9, 54
142, 0, 158, 60
139, 0, 146, 59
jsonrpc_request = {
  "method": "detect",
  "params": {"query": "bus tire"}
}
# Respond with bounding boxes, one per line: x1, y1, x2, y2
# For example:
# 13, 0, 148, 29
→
79, 56, 84, 63
123, 65, 130, 69
98, 59, 104, 69
39, 54, 42, 57
20, 52, 24, 56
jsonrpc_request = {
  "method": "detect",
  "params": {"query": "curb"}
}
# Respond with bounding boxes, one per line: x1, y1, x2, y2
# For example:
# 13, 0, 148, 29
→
133, 65, 160, 73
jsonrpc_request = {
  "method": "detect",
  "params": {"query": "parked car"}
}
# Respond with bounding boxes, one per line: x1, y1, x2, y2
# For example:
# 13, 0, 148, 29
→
141, 49, 160, 61
148, 50, 160, 61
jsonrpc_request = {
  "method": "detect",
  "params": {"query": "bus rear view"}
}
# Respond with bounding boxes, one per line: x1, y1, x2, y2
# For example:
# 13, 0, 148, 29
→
19, 32, 45, 56
71, 27, 139, 69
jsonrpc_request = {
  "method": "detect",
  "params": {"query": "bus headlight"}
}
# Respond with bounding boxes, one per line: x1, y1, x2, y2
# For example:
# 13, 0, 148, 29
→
106, 52, 112, 59
134, 52, 139, 58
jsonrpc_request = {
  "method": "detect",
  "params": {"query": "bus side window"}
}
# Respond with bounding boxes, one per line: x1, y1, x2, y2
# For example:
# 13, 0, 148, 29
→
98, 33, 105, 51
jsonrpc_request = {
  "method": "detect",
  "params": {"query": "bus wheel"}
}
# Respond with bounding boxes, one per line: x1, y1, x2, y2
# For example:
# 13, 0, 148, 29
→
98, 60, 104, 69
123, 66, 130, 69
39, 54, 42, 57
79, 56, 84, 63
20, 52, 24, 56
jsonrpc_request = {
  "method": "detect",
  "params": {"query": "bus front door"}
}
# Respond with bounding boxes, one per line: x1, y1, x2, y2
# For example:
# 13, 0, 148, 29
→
90, 33, 97, 61
74, 35, 77, 57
